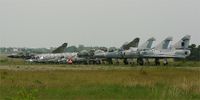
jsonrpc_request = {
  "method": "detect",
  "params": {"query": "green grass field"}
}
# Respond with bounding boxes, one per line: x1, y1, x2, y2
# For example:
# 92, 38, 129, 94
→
0, 54, 200, 100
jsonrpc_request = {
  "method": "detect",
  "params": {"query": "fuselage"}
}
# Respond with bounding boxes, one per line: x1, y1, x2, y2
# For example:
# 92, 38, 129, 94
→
28, 52, 77, 63
140, 49, 191, 58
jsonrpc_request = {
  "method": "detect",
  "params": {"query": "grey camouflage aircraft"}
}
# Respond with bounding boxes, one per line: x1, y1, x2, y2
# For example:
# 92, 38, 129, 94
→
26, 43, 78, 63
7, 43, 68, 59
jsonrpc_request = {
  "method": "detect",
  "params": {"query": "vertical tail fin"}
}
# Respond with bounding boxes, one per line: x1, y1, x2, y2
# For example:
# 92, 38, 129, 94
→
138, 37, 156, 50
52, 43, 68, 53
155, 36, 173, 50
173, 35, 191, 49
121, 38, 140, 50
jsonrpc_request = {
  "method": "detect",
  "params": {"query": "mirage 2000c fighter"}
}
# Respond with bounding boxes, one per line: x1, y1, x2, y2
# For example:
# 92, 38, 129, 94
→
7, 43, 68, 59
26, 43, 78, 63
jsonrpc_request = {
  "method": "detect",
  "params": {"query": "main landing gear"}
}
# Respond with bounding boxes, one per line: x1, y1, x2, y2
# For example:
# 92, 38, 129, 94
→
155, 58, 168, 66
107, 58, 113, 64
155, 58, 160, 65
137, 58, 144, 65
123, 58, 129, 65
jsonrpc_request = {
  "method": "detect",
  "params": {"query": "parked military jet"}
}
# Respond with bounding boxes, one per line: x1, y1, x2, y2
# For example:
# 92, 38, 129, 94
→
27, 52, 78, 63
7, 43, 68, 59
25, 43, 79, 63
7, 52, 33, 59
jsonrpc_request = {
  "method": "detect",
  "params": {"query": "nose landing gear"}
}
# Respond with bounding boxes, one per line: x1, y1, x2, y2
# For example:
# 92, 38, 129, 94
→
137, 58, 144, 65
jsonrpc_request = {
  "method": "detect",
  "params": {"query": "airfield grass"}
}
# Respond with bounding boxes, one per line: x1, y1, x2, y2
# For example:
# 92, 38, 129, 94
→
0, 54, 200, 100
1, 68, 200, 100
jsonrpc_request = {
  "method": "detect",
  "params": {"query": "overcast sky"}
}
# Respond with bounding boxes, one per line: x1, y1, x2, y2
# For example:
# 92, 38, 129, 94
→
0, 0, 200, 48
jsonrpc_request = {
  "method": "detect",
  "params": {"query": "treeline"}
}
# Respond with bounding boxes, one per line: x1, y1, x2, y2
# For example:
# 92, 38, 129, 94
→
0, 47, 51, 54
64, 45, 109, 52
186, 44, 200, 61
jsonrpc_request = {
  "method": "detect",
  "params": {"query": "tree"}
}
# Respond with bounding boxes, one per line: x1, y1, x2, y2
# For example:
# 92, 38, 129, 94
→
66, 46, 78, 52
187, 44, 200, 61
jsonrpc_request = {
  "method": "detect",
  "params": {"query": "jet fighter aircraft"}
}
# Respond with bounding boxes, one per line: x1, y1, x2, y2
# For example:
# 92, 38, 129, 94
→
7, 43, 68, 59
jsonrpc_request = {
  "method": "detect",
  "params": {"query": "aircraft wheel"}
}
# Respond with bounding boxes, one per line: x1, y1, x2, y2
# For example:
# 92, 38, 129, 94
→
137, 58, 144, 65
163, 58, 168, 66
146, 58, 150, 65
115, 59, 119, 64
155, 58, 160, 66
139, 58, 144, 65
123, 58, 128, 65
107, 58, 113, 64
96, 60, 101, 64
